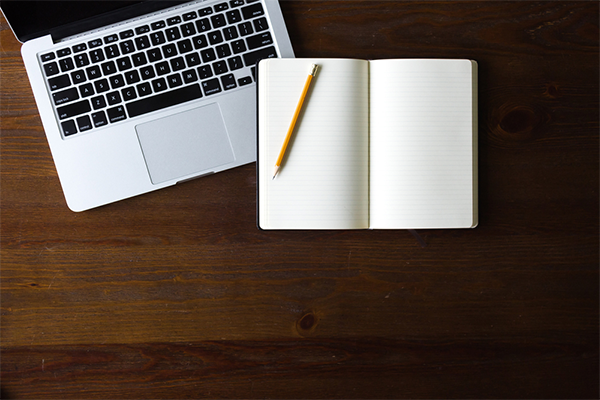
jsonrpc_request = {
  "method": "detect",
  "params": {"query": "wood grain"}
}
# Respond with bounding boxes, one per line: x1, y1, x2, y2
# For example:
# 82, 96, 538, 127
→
1, 1, 598, 398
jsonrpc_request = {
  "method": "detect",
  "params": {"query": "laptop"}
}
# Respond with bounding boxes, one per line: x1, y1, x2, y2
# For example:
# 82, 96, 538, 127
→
1, 0, 294, 211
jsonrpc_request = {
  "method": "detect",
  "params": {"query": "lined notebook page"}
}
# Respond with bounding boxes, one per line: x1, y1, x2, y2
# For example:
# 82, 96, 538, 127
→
258, 59, 370, 229
369, 59, 477, 229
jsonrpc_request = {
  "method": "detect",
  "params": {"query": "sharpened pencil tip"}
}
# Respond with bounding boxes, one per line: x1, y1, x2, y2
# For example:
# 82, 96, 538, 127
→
272, 165, 279, 179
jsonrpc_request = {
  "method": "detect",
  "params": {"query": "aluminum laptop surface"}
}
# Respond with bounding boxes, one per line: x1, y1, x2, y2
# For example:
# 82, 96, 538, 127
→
1, 0, 294, 211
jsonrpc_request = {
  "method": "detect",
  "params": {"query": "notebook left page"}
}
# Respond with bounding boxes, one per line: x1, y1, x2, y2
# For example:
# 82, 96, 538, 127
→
257, 58, 370, 229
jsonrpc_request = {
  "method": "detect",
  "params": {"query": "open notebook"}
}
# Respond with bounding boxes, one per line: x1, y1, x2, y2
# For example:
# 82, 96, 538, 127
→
257, 58, 478, 230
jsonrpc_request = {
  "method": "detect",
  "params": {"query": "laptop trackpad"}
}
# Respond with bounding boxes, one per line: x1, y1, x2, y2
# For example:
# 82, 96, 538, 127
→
136, 103, 235, 185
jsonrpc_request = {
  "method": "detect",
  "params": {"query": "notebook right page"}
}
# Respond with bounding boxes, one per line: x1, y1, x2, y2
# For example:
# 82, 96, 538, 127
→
369, 59, 478, 229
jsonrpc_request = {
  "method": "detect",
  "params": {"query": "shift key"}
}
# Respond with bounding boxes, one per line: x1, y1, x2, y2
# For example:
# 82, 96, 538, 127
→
57, 100, 91, 120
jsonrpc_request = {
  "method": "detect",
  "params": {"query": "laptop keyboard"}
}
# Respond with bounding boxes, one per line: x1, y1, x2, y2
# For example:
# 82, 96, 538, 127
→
38, 0, 278, 137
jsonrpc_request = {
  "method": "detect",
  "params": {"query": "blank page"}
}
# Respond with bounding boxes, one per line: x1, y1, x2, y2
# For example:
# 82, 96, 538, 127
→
258, 59, 370, 229
369, 59, 478, 229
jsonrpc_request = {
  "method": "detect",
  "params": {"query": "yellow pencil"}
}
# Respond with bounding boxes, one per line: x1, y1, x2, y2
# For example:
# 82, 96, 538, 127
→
273, 63, 318, 179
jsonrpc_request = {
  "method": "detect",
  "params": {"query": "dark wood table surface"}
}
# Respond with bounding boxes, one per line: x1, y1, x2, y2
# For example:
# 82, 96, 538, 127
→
1, 1, 598, 398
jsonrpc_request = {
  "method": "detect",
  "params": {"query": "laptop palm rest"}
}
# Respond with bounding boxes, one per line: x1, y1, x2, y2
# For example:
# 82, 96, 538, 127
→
136, 103, 235, 185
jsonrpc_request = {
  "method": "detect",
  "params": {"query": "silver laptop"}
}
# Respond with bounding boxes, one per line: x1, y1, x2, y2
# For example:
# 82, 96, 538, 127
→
1, 0, 294, 211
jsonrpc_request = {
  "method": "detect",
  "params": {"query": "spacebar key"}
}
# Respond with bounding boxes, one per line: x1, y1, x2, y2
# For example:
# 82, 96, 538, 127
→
126, 84, 203, 118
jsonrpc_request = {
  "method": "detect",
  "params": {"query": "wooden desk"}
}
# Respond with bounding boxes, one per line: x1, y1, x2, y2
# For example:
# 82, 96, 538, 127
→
1, 1, 598, 398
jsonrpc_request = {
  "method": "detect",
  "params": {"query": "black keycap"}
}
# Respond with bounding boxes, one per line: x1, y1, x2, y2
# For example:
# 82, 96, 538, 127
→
185, 52, 201, 67
104, 34, 119, 44
195, 18, 211, 32
212, 61, 228, 75
151, 20, 166, 30
167, 73, 183, 88
74, 53, 90, 67
200, 48, 217, 63
239, 22, 253, 36
215, 2, 229, 12
92, 111, 108, 127
135, 36, 151, 50
59, 58, 75, 72
109, 74, 126, 89
120, 40, 135, 55
76, 115, 93, 131
202, 78, 221, 95
72, 43, 87, 53
94, 78, 110, 93
120, 29, 135, 39
242, 3, 264, 19
181, 22, 196, 37
125, 70, 141, 85
53, 87, 79, 105
147, 48, 163, 63
227, 56, 243, 71
91, 96, 107, 110
152, 77, 167, 93
231, 39, 246, 54
88, 39, 103, 48
211, 14, 227, 28
167, 16, 182, 26
71, 70, 87, 84
136, 82, 152, 97
230, 0, 245, 7
198, 7, 213, 16
162, 44, 178, 58
106, 91, 122, 105
116, 57, 133, 71
166, 27, 181, 41
48, 74, 71, 91
57, 48, 72, 57
197, 65, 213, 79
86, 65, 102, 80
107, 105, 127, 123
101, 61, 117, 75
242, 46, 277, 67
223, 26, 239, 40
44, 62, 60, 77
132, 52, 148, 67
105, 44, 120, 59
156, 61, 171, 76
191, 34, 208, 49
90, 49, 105, 63
182, 69, 198, 84
177, 39, 193, 53
121, 86, 137, 101
226, 9, 242, 24
61, 120, 77, 136
238, 76, 252, 86
253, 17, 269, 32
208, 30, 224, 45
79, 83, 95, 97
41, 52, 56, 62
140, 66, 156, 80
183, 12, 197, 21
57, 100, 91, 119
170, 57, 186, 71
215, 44, 232, 58
126, 84, 203, 118
247, 32, 273, 50
135, 25, 150, 35
221, 74, 237, 90
150, 31, 166, 46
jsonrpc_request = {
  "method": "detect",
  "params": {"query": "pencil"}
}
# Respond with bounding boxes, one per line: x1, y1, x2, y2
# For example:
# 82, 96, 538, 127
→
273, 63, 318, 179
